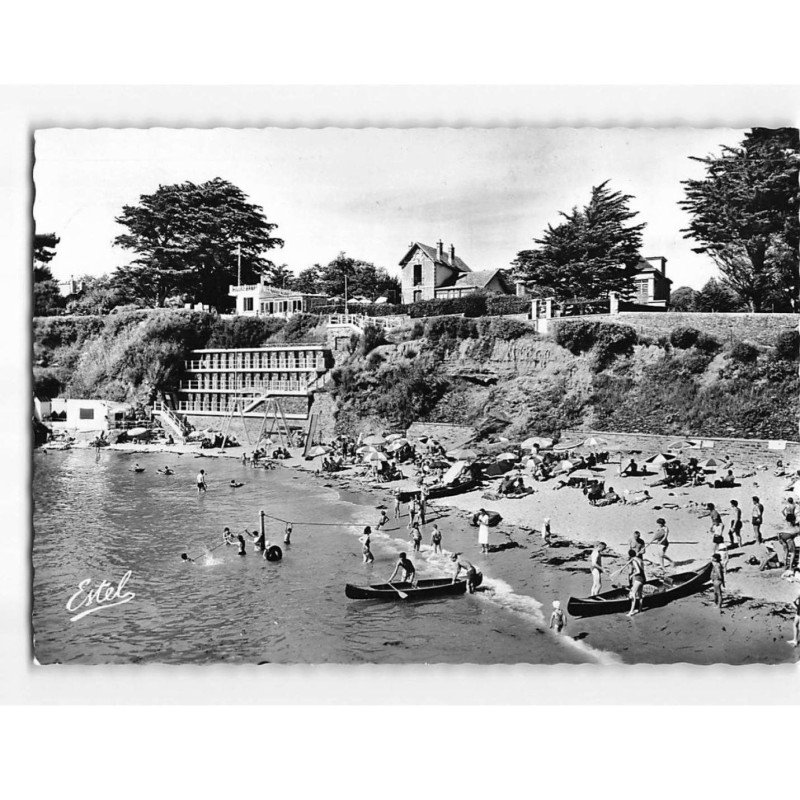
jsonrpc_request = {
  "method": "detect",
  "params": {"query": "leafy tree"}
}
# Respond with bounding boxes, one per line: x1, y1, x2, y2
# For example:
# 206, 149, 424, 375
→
65, 274, 139, 315
295, 264, 323, 293
669, 285, 699, 311
113, 178, 283, 308
32, 232, 65, 316
263, 263, 295, 290
680, 128, 799, 311
512, 181, 646, 301
694, 278, 742, 312
314, 253, 401, 301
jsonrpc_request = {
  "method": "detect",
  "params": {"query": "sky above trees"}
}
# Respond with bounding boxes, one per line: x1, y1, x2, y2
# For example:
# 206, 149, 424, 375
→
34, 127, 745, 289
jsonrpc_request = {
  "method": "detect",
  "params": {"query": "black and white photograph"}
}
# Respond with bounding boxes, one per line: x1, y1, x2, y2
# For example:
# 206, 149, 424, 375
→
30, 125, 800, 667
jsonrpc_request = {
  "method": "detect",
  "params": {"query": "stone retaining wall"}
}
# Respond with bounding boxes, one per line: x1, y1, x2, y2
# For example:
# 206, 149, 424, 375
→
560, 427, 800, 466
550, 312, 797, 347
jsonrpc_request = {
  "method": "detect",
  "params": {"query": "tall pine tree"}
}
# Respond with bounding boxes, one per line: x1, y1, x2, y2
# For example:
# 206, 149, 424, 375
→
512, 181, 645, 301
680, 127, 799, 312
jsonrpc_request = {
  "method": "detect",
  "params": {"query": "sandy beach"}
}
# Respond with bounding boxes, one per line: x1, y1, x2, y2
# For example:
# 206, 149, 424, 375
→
69, 438, 800, 664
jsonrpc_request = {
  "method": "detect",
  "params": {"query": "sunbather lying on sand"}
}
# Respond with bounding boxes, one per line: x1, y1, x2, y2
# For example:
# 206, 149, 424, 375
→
623, 489, 652, 505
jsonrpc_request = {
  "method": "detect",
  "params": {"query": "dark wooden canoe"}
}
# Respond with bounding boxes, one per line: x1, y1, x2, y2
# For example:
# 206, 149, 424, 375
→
345, 576, 477, 601
566, 562, 713, 618
426, 478, 481, 499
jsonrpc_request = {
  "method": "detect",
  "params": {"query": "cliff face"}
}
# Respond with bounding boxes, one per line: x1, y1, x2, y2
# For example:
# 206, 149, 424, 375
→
327, 317, 799, 442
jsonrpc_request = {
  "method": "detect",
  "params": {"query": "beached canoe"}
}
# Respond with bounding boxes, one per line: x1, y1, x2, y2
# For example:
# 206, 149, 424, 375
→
426, 478, 482, 499
345, 576, 479, 601
566, 562, 713, 618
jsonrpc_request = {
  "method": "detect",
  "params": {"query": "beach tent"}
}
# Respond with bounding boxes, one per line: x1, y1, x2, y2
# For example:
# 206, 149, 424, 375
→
553, 440, 583, 452
522, 436, 554, 450
699, 458, 720, 468
645, 453, 677, 466
307, 445, 330, 458
447, 447, 478, 461
496, 452, 519, 462
584, 436, 608, 448
363, 434, 386, 446
440, 460, 468, 486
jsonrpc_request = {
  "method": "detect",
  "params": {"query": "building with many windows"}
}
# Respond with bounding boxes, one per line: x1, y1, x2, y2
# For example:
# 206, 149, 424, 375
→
229, 278, 328, 317
175, 344, 332, 421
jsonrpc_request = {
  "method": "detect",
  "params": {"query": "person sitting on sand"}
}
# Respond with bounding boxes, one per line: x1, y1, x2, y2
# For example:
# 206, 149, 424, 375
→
627, 549, 646, 617
758, 542, 780, 572
498, 475, 514, 496
590, 543, 606, 596
620, 458, 638, 477
710, 553, 725, 611
387, 552, 416, 585
451, 553, 478, 593
595, 486, 620, 507
361, 526, 374, 564
222, 527, 236, 546
549, 600, 566, 633
650, 518, 674, 568
710, 470, 735, 489
431, 523, 443, 554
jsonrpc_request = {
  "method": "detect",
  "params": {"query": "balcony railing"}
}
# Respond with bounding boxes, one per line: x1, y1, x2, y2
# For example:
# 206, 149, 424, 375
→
179, 379, 311, 394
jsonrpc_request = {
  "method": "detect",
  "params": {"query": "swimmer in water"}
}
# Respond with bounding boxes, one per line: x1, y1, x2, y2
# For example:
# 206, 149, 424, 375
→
181, 553, 194, 563
196, 469, 207, 494
222, 527, 236, 545
430, 524, 443, 554
284, 523, 293, 545
229, 479, 244, 488
237, 534, 246, 556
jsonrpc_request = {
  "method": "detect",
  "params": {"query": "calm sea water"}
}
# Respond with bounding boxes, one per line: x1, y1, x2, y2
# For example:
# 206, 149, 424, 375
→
32, 449, 596, 664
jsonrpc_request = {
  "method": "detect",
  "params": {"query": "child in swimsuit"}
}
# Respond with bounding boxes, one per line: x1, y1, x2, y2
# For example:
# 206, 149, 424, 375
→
549, 600, 566, 633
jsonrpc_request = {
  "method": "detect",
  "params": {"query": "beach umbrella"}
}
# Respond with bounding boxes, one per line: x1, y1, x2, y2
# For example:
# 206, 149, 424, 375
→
525, 454, 544, 465
363, 434, 386, 446
447, 448, 478, 461
356, 445, 376, 455
127, 427, 148, 438
645, 453, 676, 466
699, 458, 720, 468
496, 451, 519, 462
307, 445, 330, 458
366, 451, 388, 462
559, 459, 575, 471
385, 433, 404, 442
553, 440, 583, 452
388, 439, 409, 451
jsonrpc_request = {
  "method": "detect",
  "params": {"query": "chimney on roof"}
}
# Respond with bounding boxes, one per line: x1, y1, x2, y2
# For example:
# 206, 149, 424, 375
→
449, 243, 455, 266
646, 256, 667, 276
437, 239, 444, 261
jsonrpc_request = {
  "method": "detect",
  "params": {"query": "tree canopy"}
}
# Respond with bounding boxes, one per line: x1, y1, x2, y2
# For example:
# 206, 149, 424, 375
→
113, 178, 283, 308
296, 253, 401, 301
680, 127, 799, 312
511, 181, 646, 301
33, 232, 65, 316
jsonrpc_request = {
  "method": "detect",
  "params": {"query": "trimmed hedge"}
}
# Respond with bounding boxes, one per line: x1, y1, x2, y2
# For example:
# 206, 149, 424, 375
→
408, 294, 487, 318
